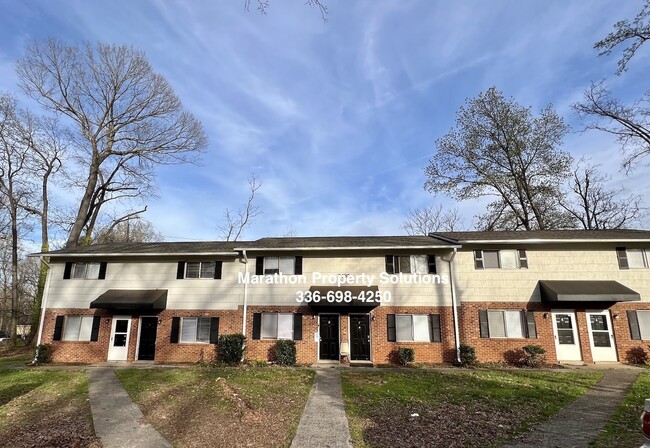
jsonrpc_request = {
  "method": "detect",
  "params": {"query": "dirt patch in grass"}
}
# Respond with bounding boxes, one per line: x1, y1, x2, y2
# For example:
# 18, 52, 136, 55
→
361, 400, 526, 448
0, 370, 100, 448
116, 366, 314, 448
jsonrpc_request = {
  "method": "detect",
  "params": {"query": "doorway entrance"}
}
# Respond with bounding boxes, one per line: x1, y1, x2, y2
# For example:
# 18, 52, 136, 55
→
319, 314, 339, 360
107, 316, 131, 361
137, 317, 158, 361
551, 311, 582, 361
350, 314, 371, 361
586, 310, 618, 362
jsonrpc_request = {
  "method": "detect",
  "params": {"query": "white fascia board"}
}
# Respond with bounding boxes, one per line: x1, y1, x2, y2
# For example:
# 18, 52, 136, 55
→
233, 245, 461, 251
457, 239, 650, 244
29, 252, 239, 258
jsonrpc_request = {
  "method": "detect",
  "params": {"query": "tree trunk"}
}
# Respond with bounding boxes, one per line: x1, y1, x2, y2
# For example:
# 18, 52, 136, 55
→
10, 199, 18, 346
65, 151, 101, 248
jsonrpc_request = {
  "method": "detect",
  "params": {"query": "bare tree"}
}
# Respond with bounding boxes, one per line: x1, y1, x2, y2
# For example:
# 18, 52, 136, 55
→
218, 174, 261, 242
16, 39, 207, 248
93, 217, 163, 244
560, 159, 644, 229
0, 94, 34, 343
574, 82, 650, 172
595, 0, 650, 75
402, 205, 463, 235
245, 0, 328, 20
425, 87, 574, 231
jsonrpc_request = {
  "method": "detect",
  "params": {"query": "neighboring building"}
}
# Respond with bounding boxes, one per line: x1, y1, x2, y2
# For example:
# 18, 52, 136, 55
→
33, 230, 650, 365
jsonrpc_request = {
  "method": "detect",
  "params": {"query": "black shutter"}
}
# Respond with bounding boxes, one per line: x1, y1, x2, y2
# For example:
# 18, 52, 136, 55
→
63, 262, 73, 279
478, 310, 489, 338
628, 310, 641, 340
255, 257, 264, 275
429, 314, 441, 342
170, 317, 180, 343
617, 247, 629, 269
214, 261, 223, 279
209, 317, 220, 344
525, 311, 537, 339
252, 313, 262, 340
90, 316, 101, 341
387, 314, 396, 342
474, 250, 484, 269
98, 262, 108, 279
518, 249, 528, 269
385, 256, 395, 274
295, 256, 303, 275
293, 314, 303, 340
427, 255, 437, 274
176, 262, 185, 279
53, 315, 64, 341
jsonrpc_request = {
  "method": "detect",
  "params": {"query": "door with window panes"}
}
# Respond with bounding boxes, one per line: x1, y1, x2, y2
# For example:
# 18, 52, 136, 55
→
108, 316, 131, 361
551, 311, 582, 361
586, 311, 617, 362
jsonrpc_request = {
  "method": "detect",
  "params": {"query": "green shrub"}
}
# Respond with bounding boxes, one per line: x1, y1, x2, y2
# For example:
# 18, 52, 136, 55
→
217, 334, 246, 365
274, 340, 297, 366
34, 344, 52, 364
522, 344, 546, 368
398, 347, 415, 366
626, 346, 648, 365
458, 343, 477, 367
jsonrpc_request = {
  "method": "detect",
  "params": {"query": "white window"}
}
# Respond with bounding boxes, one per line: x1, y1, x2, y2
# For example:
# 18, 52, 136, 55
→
475, 250, 527, 270
72, 262, 101, 279
264, 257, 295, 275
180, 317, 211, 343
637, 311, 650, 340
63, 316, 94, 341
627, 249, 648, 269
261, 313, 293, 339
487, 310, 524, 338
186, 261, 216, 279
388, 255, 434, 274
395, 314, 431, 342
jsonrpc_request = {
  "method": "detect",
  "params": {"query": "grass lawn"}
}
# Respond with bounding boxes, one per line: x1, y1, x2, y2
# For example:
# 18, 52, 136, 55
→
0, 368, 99, 447
590, 371, 650, 448
116, 366, 315, 448
342, 369, 602, 448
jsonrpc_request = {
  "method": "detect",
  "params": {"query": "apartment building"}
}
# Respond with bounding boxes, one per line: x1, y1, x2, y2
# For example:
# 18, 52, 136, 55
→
34, 230, 650, 365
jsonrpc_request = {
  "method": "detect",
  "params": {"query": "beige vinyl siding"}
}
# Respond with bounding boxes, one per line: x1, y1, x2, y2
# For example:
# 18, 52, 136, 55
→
455, 243, 650, 303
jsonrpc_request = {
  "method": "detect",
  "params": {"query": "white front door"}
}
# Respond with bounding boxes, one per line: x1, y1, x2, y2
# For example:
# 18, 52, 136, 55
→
586, 310, 618, 362
552, 311, 582, 361
107, 316, 131, 361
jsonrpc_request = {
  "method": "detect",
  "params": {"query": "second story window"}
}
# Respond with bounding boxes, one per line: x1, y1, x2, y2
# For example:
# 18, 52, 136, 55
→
617, 248, 648, 269
255, 256, 303, 275
176, 261, 223, 279
474, 249, 528, 270
63, 261, 107, 279
385, 255, 436, 274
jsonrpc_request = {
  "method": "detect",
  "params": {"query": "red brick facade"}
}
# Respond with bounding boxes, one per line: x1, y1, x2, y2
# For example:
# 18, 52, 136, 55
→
41, 301, 650, 365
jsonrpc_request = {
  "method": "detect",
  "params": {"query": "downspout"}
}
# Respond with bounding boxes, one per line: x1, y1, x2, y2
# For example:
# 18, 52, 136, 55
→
443, 248, 461, 364
33, 256, 52, 364
241, 250, 249, 336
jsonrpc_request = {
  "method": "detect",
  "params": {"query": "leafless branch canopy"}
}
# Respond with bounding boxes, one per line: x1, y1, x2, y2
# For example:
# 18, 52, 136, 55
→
217, 174, 262, 242
595, 0, 650, 74
402, 205, 463, 235
16, 39, 207, 247
245, 0, 328, 20
425, 87, 574, 231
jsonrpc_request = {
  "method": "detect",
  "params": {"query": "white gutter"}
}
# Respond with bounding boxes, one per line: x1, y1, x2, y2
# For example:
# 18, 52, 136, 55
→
442, 248, 461, 364
454, 239, 650, 244
34, 256, 53, 363
232, 245, 461, 251
28, 252, 239, 258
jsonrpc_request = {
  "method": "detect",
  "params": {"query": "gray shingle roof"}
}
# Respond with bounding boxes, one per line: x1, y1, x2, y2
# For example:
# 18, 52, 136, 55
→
238, 236, 457, 249
40, 241, 247, 256
432, 229, 650, 242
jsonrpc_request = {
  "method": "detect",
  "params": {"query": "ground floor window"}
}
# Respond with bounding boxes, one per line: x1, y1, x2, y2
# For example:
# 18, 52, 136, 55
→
261, 313, 294, 339
180, 317, 212, 343
478, 309, 537, 339
387, 314, 441, 342
628, 310, 650, 340
63, 316, 94, 341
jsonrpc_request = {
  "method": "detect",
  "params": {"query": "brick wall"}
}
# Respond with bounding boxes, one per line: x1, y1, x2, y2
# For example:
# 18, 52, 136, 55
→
41, 309, 112, 363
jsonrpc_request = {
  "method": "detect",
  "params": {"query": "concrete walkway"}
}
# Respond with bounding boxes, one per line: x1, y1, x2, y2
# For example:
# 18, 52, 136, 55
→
88, 367, 172, 448
504, 367, 641, 448
291, 368, 352, 448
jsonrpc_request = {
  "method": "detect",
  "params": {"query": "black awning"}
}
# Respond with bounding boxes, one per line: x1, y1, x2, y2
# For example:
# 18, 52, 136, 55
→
307, 286, 381, 309
90, 289, 168, 310
539, 280, 640, 303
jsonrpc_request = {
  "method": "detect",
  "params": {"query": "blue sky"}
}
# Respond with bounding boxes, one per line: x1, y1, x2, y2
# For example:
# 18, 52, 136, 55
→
0, 0, 648, 242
